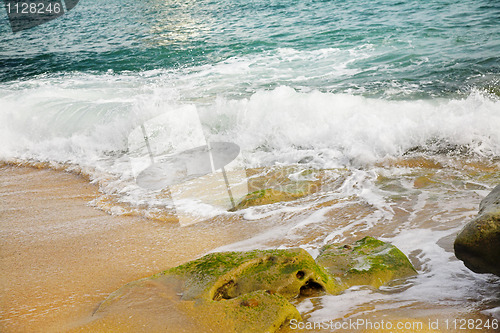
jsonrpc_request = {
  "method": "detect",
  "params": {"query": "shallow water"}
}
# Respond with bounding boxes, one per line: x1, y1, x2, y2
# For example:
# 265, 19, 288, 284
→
212, 158, 500, 329
1, 158, 499, 332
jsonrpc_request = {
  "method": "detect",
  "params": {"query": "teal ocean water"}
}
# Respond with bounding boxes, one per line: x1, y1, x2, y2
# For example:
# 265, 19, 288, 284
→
1, 0, 500, 327
1, 0, 500, 96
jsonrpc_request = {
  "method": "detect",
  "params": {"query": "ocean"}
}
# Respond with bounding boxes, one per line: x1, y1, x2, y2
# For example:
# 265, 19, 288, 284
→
1, 0, 500, 329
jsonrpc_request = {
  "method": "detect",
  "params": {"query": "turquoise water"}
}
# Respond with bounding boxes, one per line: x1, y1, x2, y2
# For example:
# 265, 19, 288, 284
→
1, 0, 499, 97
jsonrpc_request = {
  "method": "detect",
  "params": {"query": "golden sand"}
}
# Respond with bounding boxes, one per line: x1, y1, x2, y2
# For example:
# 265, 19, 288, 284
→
0, 165, 265, 332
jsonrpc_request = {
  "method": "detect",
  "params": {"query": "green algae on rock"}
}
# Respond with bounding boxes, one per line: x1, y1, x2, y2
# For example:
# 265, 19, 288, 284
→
454, 184, 500, 277
316, 236, 417, 289
155, 248, 340, 301
95, 240, 415, 332
94, 249, 333, 332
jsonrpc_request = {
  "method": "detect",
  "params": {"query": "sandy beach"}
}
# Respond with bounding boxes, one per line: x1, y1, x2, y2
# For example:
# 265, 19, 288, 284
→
0, 164, 270, 332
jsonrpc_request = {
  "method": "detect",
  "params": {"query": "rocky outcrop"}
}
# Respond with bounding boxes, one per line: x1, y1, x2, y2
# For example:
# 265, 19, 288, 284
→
454, 184, 500, 277
95, 249, 335, 332
94, 240, 416, 332
153, 248, 340, 301
316, 236, 417, 289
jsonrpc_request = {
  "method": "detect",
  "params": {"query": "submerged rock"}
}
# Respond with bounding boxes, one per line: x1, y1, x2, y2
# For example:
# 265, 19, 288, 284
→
316, 236, 417, 289
485, 84, 500, 98
232, 188, 308, 210
233, 167, 322, 210
454, 184, 500, 277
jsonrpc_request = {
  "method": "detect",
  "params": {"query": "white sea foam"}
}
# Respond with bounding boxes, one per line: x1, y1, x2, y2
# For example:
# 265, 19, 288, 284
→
208, 87, 500, 167
1, 71, 499, 213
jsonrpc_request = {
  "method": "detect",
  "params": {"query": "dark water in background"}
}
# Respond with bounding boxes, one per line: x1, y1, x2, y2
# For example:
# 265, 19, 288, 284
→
1, 0, 500, 97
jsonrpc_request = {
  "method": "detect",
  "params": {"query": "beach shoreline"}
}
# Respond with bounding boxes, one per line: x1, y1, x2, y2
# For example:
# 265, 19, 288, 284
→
1, 161, 499, 332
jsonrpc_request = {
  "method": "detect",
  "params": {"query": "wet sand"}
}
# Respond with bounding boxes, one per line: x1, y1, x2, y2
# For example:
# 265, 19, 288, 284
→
1, 162, 499, 332
0, 165, 265, 332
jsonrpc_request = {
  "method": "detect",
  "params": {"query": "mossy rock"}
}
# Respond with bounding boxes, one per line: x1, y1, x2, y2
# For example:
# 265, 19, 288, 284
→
155, 248, 341, 301
94, 249, 335, 332
316, 237, 417, 289
93, 241, 416, 331
454, 184, 500, 276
